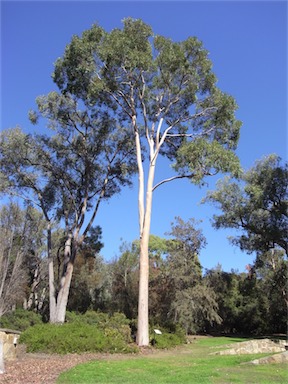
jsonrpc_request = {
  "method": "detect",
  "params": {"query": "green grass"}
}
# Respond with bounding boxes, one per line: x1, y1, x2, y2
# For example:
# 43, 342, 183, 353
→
57, 337, 288, 384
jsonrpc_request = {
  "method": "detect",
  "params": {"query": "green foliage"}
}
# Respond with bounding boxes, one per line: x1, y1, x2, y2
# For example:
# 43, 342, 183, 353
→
150, 326, 186, 349
0, 309, 43, 331
65, 311, 132, 343
20, 311, 136, 354
67, 252, 109, 314
160, 217, 222, 333
174, 138, 241, 184
204, 261, 287, 335
203, 156, 287, 335
52, 17, 241, 181
109, 242, 139, 319
205, 155, 288, 254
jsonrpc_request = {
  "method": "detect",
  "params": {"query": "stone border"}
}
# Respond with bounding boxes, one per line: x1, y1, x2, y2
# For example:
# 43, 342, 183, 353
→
0, 329, 22, 362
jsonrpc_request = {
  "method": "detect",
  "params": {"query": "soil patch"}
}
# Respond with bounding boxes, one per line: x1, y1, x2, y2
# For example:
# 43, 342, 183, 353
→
0, 351, 141, 384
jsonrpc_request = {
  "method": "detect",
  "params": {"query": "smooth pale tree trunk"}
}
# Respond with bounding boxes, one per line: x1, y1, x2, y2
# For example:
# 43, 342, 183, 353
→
135, 116, 165, 346
137, 154, 156, 346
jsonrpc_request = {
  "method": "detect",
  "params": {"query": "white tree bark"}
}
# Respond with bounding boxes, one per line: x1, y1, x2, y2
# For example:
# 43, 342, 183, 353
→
136, 116, 160, 346
137, 161, 155, 346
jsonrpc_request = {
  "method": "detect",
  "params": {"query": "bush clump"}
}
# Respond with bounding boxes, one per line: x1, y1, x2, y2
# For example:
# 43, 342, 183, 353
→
66, 311, 132, 343
19, 311, 137, 354
150, 326, 186, 349
0, 309, 43, 331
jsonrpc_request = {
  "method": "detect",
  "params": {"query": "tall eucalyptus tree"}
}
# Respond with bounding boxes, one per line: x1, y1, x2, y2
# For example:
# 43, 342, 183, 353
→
37, 18, 241, 344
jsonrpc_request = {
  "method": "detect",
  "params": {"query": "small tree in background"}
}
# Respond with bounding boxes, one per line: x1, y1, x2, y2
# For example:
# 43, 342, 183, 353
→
205, 155, 288, 316
165, 217, 221, 333
0, 203, 46, 316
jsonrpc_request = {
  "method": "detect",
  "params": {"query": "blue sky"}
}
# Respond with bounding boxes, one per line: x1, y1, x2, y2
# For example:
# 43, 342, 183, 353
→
1, 0, 287, 272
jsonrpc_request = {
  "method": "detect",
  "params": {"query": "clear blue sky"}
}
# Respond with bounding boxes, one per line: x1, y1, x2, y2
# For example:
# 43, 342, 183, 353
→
1, 0, 287, 272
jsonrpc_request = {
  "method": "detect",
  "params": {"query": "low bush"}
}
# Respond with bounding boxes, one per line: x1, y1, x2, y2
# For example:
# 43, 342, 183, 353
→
65, 311, 132, 343
16, 310, 186, 353
19, 322, 137, 354
0, 309, 42, 331
150, 325, 186, 349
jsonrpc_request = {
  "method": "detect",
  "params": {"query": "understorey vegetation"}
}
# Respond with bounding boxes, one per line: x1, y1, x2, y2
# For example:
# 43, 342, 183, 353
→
16, 311, 185, 353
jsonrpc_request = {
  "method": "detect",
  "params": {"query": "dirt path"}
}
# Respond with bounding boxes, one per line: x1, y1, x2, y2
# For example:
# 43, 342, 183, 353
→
0, 347, 174, 384
0, 352, 105, 384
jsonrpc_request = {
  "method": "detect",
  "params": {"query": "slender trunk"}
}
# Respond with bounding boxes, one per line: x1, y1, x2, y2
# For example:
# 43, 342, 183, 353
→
47, 222, 56, 323
0, 255, 9, 301
0, 229, 14, 300
133, 115, 146, 345
38, 287, 46, 310
26, 264, 40, 310
133, 117, 145, 235
0, 339, 4, 374
137, 157, 156, 346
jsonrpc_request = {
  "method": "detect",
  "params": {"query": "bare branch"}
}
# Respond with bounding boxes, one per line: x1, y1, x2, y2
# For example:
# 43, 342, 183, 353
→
152, 173, 195, 191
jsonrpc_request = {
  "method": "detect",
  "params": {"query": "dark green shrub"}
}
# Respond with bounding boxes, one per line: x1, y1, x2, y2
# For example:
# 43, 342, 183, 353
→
150, 326, 186, 349
19, 321, 137, 354
66, 311, 132, 343
0, 309, 42, 331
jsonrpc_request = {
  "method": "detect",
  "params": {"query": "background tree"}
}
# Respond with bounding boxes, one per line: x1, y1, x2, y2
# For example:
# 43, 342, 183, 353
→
110, 241, 139, 319
0, 92, 136, 323
249, 249, 287, 333
0, 203, 46, 317
31, 92, 136, 323
66, 226, 106, 313
0, 127, 59, 321
204, 260, 287, 335
52, 18, 241, 345
204, 266, 242, 334
205, 154, 288, 324
109, 236, 169, 324
205, 155, 287, 255
165, 217, 221, 333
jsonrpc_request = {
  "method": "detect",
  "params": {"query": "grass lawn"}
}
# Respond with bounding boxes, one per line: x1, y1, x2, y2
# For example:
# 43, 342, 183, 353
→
57, 337, 288, 384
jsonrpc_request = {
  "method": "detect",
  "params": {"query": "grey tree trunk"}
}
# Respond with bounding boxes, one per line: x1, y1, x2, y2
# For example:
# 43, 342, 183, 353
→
0, 340, 5, 374
50, 233, 74, 323
54, 261, 74, 323
47, 222, 57, 323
